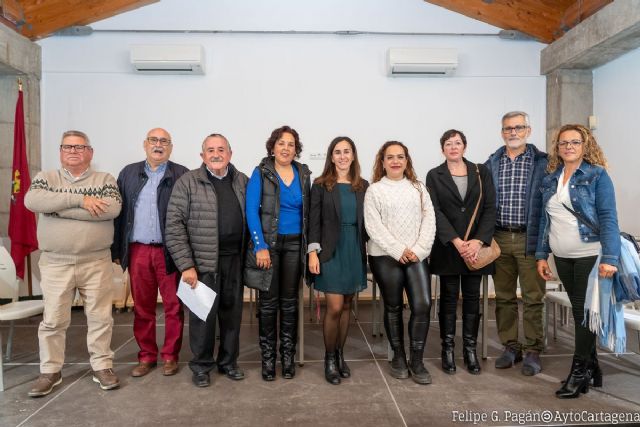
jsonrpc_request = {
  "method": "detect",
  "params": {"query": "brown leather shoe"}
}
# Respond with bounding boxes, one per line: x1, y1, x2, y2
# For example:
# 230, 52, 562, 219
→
28, 372, 62, 397
131, 361, 157, 377
92, 368, 120, 390
162, 360, 179, 376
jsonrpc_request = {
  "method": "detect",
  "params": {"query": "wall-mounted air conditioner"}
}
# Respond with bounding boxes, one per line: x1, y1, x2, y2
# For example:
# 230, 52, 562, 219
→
130, 45, 205, 75
387, 48, 457, 77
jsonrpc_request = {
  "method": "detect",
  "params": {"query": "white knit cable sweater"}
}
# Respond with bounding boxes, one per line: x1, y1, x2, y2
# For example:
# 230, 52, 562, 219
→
364, 176, 436, 261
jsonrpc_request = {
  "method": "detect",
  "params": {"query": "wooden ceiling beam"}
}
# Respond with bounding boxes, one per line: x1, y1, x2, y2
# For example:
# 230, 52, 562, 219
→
423, 0, 564, 43
17, 0, 159, 40
558, 0, 613, 34
424, 0, 614, 44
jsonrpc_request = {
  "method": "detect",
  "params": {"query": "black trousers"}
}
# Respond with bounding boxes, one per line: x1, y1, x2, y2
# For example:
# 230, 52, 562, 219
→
439, 274, 481, 319
189, 254, 244, 374
554, 255, 598, 360
369, 256, 431, 351
258, 234, 302, 360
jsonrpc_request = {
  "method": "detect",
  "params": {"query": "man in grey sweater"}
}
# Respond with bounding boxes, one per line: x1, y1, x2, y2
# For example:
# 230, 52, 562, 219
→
25, 130, 122, 397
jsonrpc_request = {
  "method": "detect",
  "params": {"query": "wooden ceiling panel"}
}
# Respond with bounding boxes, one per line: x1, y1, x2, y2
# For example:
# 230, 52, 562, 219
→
424, 0, 613, 43
7, 0, 158, 40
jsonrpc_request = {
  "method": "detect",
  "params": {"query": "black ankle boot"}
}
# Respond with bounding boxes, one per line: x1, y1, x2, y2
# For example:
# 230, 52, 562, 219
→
409, 348, 432, 385
556, 357, 591, 399
390, 347, 409, 379
462, 314, 481, 375
439, 312, 457, 374
589, 349, 603, 388
324, 352, 341, 385
335, 348, 351, 378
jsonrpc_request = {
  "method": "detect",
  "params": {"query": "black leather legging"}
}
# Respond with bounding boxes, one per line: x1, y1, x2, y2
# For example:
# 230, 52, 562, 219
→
369, 256, 431, 351
258, 234, 302, 360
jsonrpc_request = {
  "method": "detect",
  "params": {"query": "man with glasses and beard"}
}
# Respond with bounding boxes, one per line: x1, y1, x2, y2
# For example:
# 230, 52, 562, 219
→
165, 134, 248, 387
112, 128, 189, 378
485, 111, 548, 376
25, 130, 122, 396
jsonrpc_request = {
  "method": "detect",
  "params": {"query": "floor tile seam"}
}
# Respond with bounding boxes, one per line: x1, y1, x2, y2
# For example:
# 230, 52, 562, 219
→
15, 369, 92, 427
355, 318, 408, 427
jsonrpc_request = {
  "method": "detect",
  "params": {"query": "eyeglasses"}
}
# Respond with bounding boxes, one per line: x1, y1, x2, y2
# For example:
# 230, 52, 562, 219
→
60, 144, 91, 153
558, 140, 583, 148
146, 137, 172, 146
501, 125, 529, 134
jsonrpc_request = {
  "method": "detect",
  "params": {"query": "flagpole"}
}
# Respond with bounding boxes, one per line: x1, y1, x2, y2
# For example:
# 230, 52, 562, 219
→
17, 77, 34, 297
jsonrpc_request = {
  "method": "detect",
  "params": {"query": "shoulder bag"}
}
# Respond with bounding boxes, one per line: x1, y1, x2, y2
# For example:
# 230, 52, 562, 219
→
464, 164, 501, 270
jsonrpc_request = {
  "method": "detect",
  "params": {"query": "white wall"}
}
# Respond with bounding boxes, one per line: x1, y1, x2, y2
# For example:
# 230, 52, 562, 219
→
593, 47, 640, 237
38, 0, 547, 181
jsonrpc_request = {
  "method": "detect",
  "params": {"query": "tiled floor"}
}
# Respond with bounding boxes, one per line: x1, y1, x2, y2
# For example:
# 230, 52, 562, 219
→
1, 300, 640, 427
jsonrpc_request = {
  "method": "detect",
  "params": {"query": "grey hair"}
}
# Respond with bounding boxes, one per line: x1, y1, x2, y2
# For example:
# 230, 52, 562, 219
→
62, 130, 90, 145
501, 111, 530, 126
201, 133, 231, 151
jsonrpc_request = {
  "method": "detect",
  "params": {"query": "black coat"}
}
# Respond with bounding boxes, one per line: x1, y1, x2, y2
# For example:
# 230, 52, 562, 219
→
308, 180, 369, 265
111, 160, 189, 274
425, 159, 496, 275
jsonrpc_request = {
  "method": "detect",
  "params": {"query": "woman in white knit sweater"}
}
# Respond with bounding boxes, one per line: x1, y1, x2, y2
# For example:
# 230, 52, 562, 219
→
365, 141, 436, 384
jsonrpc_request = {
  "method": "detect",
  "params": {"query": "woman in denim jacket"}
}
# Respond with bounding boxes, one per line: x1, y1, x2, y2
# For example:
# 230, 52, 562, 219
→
535, 124, 620, 399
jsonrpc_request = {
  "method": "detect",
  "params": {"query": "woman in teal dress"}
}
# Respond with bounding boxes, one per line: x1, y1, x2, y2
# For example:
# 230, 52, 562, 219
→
308, 136, 368, 385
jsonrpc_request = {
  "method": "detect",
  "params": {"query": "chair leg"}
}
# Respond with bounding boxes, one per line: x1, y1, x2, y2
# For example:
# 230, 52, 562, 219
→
0, 329, 4, 391
482, 275, 488, 360
432, 275, 440, 320
298, 283, 304, 366
5, 320, 15, 362
353, 292, 359, 320
553, 302, 558, 341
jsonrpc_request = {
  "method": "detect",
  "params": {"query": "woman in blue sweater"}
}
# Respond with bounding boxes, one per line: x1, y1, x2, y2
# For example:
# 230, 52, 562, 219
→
244, 125, 311, 381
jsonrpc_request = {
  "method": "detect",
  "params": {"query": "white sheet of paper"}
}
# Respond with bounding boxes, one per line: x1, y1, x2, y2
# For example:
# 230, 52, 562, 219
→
177, 279, 217, 321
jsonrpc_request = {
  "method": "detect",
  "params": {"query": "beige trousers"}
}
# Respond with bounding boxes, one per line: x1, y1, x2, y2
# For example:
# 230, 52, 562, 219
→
38, 254, 114, 373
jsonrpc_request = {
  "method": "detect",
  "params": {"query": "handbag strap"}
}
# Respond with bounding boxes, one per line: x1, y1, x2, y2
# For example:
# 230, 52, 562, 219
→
562, 203, 600, 234
463, 164, 482, 241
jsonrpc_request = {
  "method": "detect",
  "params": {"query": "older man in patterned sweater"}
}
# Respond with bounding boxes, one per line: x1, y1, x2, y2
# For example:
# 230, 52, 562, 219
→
25, 130, 122, 397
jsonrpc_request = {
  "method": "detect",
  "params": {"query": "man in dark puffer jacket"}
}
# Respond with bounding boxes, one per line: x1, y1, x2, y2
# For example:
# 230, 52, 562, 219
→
165, 133, 248, 388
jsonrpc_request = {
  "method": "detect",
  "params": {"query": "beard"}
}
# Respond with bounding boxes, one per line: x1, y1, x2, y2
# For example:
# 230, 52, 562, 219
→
506, 138, 526, 149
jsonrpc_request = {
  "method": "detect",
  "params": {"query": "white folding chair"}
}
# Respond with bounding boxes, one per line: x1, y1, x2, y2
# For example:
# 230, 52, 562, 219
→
0, 247, 44, 391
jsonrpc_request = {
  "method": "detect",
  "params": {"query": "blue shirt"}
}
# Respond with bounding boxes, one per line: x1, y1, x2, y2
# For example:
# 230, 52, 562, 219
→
246, 166, 303, 252
130, 162, 166, 244
497, 145, 533, 228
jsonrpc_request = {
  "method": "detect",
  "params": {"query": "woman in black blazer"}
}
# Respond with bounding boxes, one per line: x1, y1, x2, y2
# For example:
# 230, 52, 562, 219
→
308, 136, 368, 385
425, 129, 496, 375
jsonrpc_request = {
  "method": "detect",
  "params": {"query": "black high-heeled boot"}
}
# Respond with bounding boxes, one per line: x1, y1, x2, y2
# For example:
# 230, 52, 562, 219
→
280, 297, 298, 379
259, 297, 277, 382
462, 314, 481, 375
324, 352, 341, 385
556, 356, 591, 399
335, 348, 351, 378
439, 313, 456, 374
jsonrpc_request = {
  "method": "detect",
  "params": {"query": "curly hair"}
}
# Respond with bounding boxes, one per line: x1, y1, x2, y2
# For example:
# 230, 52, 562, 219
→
547, 124, 608, 172
265, 125, 302, 158
371, 141, 418, 184
314, 136, 366, 192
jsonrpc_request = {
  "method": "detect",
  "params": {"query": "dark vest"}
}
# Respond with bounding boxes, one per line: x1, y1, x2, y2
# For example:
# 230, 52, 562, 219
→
243, 157, 311, 291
